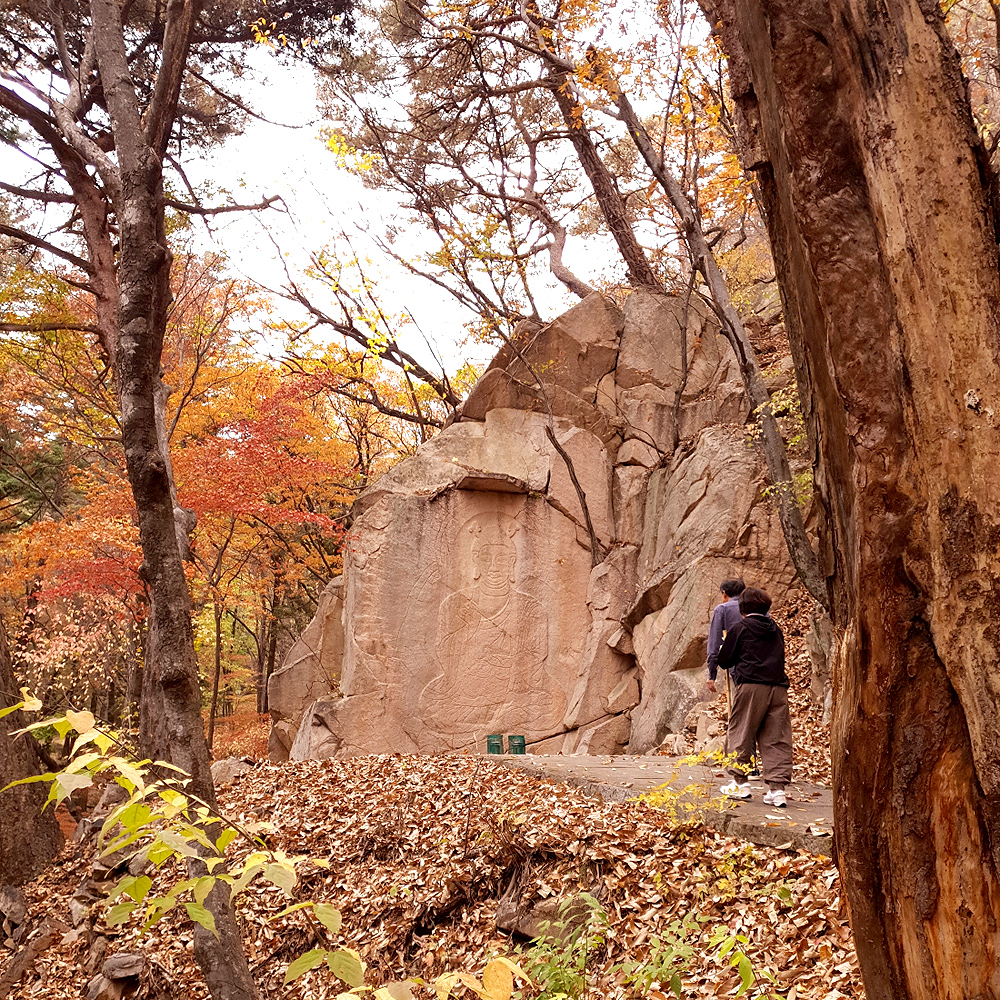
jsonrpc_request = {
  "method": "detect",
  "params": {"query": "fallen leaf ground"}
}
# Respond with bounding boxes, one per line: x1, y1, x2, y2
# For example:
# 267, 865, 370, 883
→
9, 750, 861, 1000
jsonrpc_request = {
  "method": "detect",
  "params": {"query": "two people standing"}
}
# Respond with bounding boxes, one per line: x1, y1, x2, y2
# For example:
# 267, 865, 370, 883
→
706, 579, 793, 808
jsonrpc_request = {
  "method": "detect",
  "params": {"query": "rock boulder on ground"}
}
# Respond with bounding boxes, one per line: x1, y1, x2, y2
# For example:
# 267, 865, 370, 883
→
271, 289, 801, 758
268, 577, 345, 760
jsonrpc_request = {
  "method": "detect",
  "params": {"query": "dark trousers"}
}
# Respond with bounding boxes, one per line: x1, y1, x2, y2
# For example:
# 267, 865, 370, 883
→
726, 683, 793, 786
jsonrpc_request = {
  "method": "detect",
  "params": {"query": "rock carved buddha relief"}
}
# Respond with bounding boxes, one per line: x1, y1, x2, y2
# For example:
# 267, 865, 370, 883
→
419, 510, 567, 745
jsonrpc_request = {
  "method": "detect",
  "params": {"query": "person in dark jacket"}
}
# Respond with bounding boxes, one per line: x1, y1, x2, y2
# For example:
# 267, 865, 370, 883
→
706, 578, 745, 694
716, 586, 792, 808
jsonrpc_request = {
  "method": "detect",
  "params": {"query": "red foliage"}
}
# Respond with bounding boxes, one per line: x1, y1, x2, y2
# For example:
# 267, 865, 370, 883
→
209, 709, 271, 761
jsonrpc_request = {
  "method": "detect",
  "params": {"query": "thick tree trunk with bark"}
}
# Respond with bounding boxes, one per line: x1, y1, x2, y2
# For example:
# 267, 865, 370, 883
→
89, 2, 260, 997
547, 68, 663, 290
208, 601, 224, 749
707, 1, 1000, 996
0, 622, 63, 885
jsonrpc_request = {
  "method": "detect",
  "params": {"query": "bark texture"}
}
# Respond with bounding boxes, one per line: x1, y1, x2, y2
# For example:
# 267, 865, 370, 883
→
708, 1, 1000, 997
0, 622, 64, 886
547, 69, 664, 290
89, 1, 259, 996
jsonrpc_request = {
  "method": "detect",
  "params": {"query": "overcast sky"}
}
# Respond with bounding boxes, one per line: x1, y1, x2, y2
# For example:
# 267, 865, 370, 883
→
182, 53, 500, 374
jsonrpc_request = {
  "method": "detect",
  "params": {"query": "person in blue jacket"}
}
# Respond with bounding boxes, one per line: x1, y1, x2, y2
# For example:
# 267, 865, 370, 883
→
706, 578, 745, 694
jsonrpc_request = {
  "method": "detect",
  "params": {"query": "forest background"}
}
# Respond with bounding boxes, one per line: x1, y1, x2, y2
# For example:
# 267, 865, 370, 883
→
4, 1, 1000, 998
0, 0, 773, 753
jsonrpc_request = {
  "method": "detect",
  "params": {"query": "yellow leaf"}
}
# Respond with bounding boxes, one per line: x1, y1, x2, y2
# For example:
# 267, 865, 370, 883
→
66, 709, 96, 734
434, 972, 487, 999
483, 959, 513, 1000
486, 958, 531, 985
19, 689, 42, 712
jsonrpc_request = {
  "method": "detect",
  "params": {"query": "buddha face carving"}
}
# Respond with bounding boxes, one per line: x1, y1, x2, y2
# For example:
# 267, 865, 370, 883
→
472, 541, 517, 591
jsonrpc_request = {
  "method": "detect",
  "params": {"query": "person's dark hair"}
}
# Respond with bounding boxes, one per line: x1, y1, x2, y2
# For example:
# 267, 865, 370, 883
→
739, 586, 772, 616
720, 578, 746, 598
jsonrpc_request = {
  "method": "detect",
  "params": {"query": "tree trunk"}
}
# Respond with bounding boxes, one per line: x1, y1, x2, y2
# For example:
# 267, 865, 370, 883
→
615, 86, 828, 608
707, 1, 1000, 997
0, 620, 64, 885
124, 622, 143, 727
91, 2, 260, 997
261, 619, 278, 716
547, 68, 664, 290
208, 601, 223, 751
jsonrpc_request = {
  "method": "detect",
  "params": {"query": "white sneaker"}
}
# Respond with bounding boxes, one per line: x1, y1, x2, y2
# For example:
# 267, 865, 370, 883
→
763, 788, 787, 808
720, 780, 751, 800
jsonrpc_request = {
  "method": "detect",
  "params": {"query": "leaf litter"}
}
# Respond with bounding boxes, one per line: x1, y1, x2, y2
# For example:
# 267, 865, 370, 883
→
5, 753, 861, 999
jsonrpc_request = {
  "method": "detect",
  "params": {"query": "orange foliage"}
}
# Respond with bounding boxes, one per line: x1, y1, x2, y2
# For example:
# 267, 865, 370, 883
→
0, 254, 358, 709
208, 708, 271, 760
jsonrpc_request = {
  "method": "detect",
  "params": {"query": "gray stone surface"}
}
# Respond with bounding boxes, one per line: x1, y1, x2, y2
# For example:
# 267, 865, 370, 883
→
268, 577, 345, 761
496, 754, 834, 856
210, 757, 254, 785
0, 885, 26, 922
102, 953, 144, 979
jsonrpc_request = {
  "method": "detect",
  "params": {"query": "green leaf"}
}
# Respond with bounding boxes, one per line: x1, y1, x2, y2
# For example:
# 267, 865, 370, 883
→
108, 757, 146, 791
193, 876, 216, 906
327, 947, 365, 988
263, 861, 297, 896
735, 954, 754, 995
284, 948, 328, 985
178, 823, 216, 854
223, 860, 266, 900
142, 896, 177, 930
105, 901, 137, 926
65, 752, 101, 774
148, 840, 176, 866
157, 830, 200, 858
716, 936, 736, 960
112, 800, 153, 834
0, 702, 24, 721
215, 827, 238, 853
185, 901, 218, 938
120, 876, 152, 903
0, 772, 54, 796
99, 829, 148, 860
313, 903, 343, 935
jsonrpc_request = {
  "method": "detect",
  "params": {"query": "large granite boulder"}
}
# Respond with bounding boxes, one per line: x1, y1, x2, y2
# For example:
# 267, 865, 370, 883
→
267, 577, 345, 761
624, 425, 796, 752
302, 416, 620, 756
271, 288, 802, 759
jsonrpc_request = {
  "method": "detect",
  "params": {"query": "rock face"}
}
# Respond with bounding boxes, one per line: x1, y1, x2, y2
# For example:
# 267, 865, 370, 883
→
268, 577, 345, 760
270, 289, 798, 759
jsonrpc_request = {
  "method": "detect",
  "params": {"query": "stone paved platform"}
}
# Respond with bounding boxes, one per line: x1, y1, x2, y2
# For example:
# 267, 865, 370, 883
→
495, 754, 835, 857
